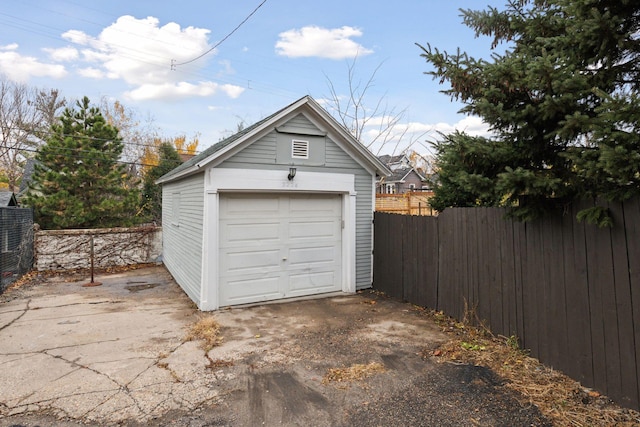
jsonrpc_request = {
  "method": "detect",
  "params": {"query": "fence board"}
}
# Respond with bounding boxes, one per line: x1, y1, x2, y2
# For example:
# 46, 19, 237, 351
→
499, 215, 517, 337
513, 220, 526, 345
419, 218, 439, 308
437, 208, 455, 315
374, 212, 403, 299
584, 204, 614, 394
610, 200, 638, 408
465, 208, 478, 322
625, 198, 640, 410
562, 203, 592, 385
402, 216, 418, 303
523, 221, 542, 358
487, 209, 503, 334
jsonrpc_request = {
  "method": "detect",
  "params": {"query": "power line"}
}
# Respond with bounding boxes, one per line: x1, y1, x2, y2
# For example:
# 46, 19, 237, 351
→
11, 127, 205, 154
173, 0, 268, 67
7, 145, 158, 169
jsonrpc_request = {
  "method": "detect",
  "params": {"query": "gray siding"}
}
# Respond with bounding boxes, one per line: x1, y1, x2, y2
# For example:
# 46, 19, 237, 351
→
285, 113, 320, 133
354, 172, 374, 288
223, 132, 277, 166
326, 139, 374, 289
162, 173, 205, 305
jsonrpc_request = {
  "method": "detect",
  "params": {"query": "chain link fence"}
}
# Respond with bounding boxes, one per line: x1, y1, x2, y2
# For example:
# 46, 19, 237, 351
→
0, 207, 34, 293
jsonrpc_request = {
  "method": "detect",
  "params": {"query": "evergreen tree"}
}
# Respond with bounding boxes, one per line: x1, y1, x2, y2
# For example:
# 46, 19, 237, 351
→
141, 142, 182, 223
419, 0, 640, 223
25, 97, 141, 229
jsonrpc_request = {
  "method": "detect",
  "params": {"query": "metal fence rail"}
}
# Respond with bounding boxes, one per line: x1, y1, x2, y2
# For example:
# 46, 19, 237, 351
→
0, 207, 34, 293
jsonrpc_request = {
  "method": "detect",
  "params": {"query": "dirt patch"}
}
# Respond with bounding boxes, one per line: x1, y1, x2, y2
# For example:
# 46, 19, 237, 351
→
184, 316, 223, 351
322, 362, 386, 384
423, 307, 640, 426
141, 291, 550, 426
124, 283, 160, 292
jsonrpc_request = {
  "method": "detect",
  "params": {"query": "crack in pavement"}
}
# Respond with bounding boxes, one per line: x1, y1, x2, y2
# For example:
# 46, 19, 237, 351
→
28, 300, 123, 310
0, 299, 31, 332
0, 338, 124, 358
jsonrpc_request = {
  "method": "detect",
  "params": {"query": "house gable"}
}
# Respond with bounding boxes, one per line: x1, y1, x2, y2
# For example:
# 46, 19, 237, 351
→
157, 96, 389, 185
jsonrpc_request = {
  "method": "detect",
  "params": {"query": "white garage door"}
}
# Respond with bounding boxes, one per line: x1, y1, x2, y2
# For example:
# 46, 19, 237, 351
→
218, 193, 342, 306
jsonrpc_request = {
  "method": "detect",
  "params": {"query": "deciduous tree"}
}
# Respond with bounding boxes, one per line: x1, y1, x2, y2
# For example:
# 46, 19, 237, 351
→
0, 79, 65, 191
141, 142, 182, 223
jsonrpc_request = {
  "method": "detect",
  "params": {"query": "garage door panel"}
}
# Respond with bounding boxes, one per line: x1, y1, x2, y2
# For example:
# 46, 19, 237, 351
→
223, 249, 281, 272
288, 271, 337, 293
289, 196, 341, 215
288, 246, 338, 265
221, 222, 281, 245
219, 193, 342, 307
221, 276, 281, 304
289, 220, 339, 240
221, 195, 281, 217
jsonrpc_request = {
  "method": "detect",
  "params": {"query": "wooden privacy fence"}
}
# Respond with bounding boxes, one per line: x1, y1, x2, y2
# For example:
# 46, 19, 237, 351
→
373, 199, 640, 411
375, 191, 435, 216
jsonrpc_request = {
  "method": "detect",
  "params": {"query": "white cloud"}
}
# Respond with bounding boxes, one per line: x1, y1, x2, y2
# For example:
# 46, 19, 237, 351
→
125, 81, 244, 101
56, 15, 240, 101
428, 116, 492, 138
78, 67, 105, 79
65, 16, 211, 86
0, 45, 66, 82
62, 29, 95, 46
361, 115, 493, 156
44, 46, 79, 62
275, 26, 373, 59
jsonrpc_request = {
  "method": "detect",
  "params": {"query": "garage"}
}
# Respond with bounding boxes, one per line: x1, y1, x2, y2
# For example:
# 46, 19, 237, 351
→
218, 193, 342, 306
157, 96, 389, 310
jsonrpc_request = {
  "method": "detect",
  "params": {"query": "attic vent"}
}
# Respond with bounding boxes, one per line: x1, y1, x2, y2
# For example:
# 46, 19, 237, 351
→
291, 139, 309, 159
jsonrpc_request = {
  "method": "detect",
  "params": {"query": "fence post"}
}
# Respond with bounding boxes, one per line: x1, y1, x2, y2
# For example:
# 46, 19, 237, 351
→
82, 234, 102, 287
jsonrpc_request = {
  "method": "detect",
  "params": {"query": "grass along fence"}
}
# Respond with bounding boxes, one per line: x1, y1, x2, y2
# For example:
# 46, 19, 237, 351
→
373, 198, 640, 411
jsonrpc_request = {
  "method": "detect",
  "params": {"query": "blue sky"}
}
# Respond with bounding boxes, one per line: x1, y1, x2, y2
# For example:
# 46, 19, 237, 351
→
0, 0, 502, 156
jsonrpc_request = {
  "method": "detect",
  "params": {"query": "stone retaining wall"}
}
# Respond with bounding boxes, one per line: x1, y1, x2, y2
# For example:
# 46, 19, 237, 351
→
35, 226, 162, 271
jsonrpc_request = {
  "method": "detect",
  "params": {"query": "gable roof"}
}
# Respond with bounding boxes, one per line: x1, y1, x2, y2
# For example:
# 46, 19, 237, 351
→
157, 96, 390, 184
385, 167, 427, 183
378, 154, 408, 166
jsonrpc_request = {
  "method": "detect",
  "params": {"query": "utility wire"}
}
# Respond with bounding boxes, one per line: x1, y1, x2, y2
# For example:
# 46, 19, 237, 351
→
173, 0, 268, 67
7, 145, 158, 168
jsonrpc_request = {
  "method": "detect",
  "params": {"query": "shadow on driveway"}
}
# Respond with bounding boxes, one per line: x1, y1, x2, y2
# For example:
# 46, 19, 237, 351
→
0, 266, 550, 426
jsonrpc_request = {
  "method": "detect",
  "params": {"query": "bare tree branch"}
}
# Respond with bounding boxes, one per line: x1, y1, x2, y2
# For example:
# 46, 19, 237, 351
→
323, 57, 429, 156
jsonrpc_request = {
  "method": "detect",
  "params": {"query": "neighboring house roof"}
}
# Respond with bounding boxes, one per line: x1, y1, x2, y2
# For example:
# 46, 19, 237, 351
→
157, 96, 390, 184
0, 191, 18, 207
383, 167, 426, 183
18, 158, 36, 196
377, 153, 411, 171
179, 153, 196, 163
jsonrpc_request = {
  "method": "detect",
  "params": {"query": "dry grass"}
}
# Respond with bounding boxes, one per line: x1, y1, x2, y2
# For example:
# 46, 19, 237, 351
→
423, 308, 640, 427
185, 316, 223, 351
322, 362, 386, 385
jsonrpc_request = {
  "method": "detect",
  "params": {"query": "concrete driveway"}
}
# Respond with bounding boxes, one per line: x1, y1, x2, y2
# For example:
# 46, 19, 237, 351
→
0, 266, 550, 426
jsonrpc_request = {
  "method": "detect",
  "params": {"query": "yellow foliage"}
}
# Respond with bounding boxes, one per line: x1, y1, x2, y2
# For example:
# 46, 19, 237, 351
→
139, 134, 199, 178
173, 135, 199, 155
139, 138, 162, 177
